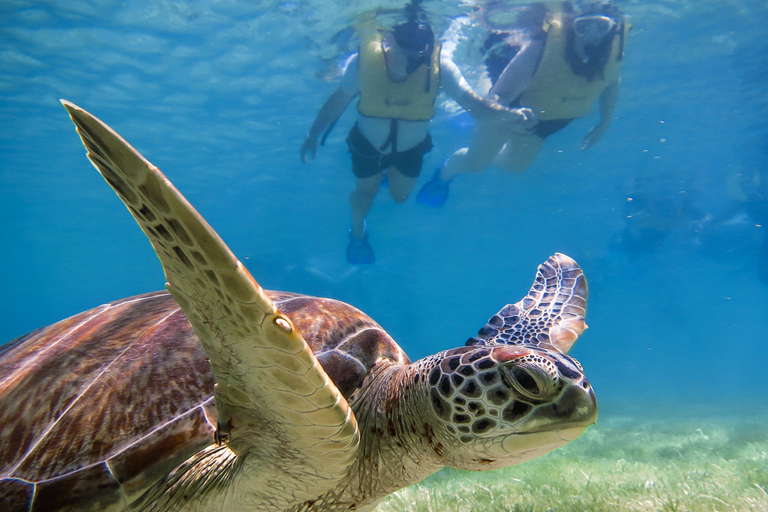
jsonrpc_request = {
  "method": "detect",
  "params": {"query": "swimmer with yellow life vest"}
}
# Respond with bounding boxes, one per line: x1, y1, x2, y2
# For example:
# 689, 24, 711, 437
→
417, 0, 631, 207
300, 3, 535, 264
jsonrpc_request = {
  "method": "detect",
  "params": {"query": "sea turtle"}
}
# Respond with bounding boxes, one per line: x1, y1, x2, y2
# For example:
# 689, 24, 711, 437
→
0, 101, 596, 512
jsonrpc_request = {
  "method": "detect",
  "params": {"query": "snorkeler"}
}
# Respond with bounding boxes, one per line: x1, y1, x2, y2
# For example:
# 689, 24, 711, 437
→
300, 6, 534, 264
699, 167, 768, 285
417, 0, 630, 207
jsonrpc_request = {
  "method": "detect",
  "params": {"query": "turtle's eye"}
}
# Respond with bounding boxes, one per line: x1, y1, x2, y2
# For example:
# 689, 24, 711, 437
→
510, 368, 539, 395
503, 361, 559, 401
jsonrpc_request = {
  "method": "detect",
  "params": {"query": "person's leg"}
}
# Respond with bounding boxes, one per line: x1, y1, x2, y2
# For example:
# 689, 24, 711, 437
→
349, 173, 382, 240
346, 173, 380, 264
440, 120, 512, 181
418, 122, 514, 207
493, 131, 546, 173
387, 166, 418, 204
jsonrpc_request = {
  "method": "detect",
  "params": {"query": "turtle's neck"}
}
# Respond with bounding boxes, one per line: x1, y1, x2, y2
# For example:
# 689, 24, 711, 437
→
325, 360, 449, 511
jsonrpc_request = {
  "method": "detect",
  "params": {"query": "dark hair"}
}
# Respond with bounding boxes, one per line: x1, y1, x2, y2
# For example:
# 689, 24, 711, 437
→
393, 21, 434, 52
391, 1, 436, 87
482, 4, 548, 86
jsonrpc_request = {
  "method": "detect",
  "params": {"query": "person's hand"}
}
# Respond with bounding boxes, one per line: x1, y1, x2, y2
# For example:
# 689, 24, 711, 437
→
484, 101, 537, 130
581, 122, 609, 150
300, 135, 319, 163
511, 107, 538, 134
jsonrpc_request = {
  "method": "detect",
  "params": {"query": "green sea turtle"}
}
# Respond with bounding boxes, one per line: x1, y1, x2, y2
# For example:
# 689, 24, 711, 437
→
0, 101, 596, 512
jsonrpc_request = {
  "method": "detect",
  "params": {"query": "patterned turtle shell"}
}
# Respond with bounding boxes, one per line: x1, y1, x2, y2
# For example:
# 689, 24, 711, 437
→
0, 290, 407, 511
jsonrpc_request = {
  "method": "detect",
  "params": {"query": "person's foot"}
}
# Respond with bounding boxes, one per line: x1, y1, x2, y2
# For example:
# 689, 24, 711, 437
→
416, 166, 450, 207
347, 226, 375, 264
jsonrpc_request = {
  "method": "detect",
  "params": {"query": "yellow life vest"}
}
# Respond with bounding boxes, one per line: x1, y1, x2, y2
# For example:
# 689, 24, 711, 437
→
356, 31, 441, 121
519, 10, 629, 121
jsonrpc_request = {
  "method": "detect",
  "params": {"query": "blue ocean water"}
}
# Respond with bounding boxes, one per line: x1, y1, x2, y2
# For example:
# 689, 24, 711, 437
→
1, 0, 766, 422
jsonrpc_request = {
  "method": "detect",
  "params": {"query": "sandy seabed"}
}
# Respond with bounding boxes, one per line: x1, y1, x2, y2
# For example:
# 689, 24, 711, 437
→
380, 409, 768, 512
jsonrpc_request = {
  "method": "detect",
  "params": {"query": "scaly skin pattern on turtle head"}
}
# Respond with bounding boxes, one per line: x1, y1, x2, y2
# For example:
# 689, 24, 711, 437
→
311, 342, 596, 512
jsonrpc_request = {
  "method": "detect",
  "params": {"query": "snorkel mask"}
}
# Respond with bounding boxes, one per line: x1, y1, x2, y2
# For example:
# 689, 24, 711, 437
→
572, 14, 616, 43
393, 21, 435, 74
570, 0, 618, 62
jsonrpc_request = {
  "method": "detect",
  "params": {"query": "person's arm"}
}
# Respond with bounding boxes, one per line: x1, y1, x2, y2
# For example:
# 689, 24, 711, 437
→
441, 57, 536, 127
581, 79, 620, 150
488, 36, 543, 105
300, 86, 356, 163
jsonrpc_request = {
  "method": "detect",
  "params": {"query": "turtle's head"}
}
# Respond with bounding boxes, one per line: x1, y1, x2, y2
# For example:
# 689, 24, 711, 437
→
419, 252, 596, 470
424, 343, 596, 470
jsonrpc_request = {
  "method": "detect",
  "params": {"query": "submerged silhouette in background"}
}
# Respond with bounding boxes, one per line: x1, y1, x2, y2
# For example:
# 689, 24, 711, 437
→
696, 167, 768, 285
617, 167, 768, 288
741, 171, 768, 285
613, 177, 706, 260
418, 0, 630, 207
301, 3, 533, 264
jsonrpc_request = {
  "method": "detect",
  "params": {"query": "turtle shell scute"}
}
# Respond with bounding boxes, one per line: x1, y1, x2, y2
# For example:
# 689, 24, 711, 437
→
271, 291, 409, 399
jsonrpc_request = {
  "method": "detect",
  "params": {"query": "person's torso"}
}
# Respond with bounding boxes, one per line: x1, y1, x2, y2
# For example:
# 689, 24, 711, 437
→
356, 30, 441, 122
347, 30, 441, 153
343, 57, 433, 154
519, 10, 628, 120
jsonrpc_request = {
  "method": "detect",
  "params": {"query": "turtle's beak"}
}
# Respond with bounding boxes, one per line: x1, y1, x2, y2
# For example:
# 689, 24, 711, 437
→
497, 379, 597, 464
543, 377, 597, 427
517, 377, 598, 434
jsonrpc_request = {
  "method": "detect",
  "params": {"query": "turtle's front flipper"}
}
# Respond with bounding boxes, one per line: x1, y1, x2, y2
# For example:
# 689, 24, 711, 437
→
467, 253, 588, 354
61, 101, 358, 509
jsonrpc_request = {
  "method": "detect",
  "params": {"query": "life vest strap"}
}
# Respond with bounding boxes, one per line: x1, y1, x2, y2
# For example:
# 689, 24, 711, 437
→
379, 119, 398, 153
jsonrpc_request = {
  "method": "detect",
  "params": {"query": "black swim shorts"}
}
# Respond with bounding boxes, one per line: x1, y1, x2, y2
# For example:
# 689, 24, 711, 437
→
506, 96, 574, 139
346, 123, 433, 179
533, 118, 573, 139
